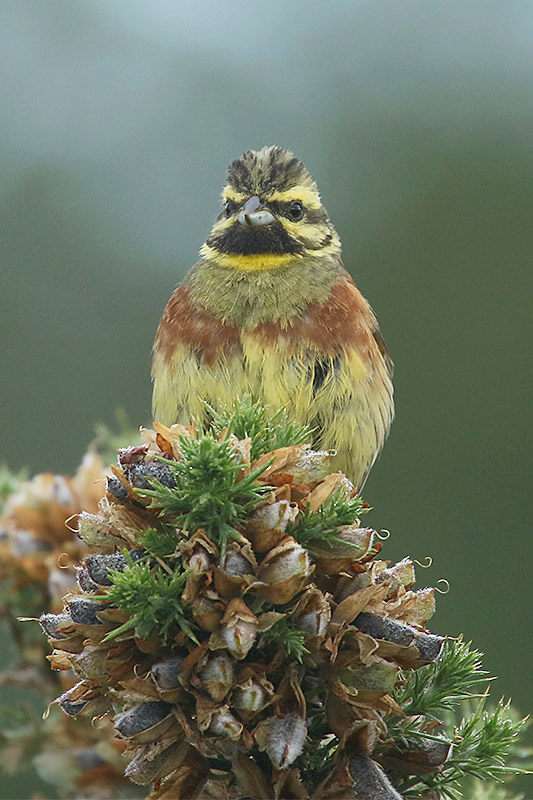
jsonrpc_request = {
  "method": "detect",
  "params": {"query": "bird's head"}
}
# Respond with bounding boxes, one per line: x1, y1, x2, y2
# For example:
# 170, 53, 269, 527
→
200, 146, 341, 271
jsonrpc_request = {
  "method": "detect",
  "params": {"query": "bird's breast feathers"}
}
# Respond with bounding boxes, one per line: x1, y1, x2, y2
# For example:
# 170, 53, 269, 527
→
152, 274, 394, 483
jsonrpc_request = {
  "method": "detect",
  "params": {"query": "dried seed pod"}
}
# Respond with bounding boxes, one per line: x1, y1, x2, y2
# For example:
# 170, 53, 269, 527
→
255, 713, 307, 769
115, 701, 176, 743
306, 472, 345, 512
68, 644, 110, 681
208, 708, 243, 740
354, 612, 444, 666
382, 737, 452, 774
377, 557, 416, 590
106, 476, 129, 503
76, 567, 100, 593
291, 586, 331, 646
180, 530, 217, 573
335, 571, 373, 601
151, 652, 188, 690
213, 541, 257, 598
221, 544, 257, 577
231, 674, 273, 721
198, 653, 235, 701
244, 521, 286, 553
180, 532, 216, 604
39, 613, 75, 639
85, 553, 128, 585
394, 587, 436, 626
85, 549, 145, 586
125, 740, 191, 785
67, 598, 108, 627
311, 526, 374, 573
252, 445, 304, 477
348, 755, 404, 799
209, 599, 258, 660
336, 657, 398, 699
59, 697, 91, 717
256, 536, 312, 604
282, 448, 332, 485
47, 632, 85, 654
126, 461, 177, 491
254, 499, 299, 532
77, 510, 122, 552
190, 594, 225, 632
331, 582, 391, 628
57, 683, 109, 718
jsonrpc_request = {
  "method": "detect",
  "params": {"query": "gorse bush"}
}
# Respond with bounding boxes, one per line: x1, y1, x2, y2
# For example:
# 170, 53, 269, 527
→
33, 399, 528, 800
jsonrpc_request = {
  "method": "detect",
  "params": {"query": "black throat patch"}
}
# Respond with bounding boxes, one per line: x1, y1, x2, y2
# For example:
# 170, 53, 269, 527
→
207, 220, 304, 256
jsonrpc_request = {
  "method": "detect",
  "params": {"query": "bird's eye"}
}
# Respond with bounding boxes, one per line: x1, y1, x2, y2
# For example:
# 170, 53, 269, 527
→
288, 200, 304, 221
224, 199, 236, 217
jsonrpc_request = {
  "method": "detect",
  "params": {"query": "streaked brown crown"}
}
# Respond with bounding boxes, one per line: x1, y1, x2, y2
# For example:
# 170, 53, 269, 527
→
227, 146, 316, 196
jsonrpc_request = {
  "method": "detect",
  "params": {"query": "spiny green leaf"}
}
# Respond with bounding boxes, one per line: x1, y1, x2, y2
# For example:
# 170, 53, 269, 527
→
289, 487, 369, 551
392, 638, 488, 720
261, 617, 310, 663
209, 395, 312, 461
398, 699, 528, 798
449, 698, 528, 780
101, 560, 198, 644
387, 642, 529, 799
139, 526, 180, 558
297, 732, 339, 779
137, 433, 271, 556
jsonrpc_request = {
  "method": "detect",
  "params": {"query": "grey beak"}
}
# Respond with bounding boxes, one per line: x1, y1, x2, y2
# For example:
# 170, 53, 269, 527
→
238, 195, 275, 227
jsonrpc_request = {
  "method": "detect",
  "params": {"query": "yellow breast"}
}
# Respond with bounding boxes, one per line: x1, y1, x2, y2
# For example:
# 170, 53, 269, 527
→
153, 329, 392, 488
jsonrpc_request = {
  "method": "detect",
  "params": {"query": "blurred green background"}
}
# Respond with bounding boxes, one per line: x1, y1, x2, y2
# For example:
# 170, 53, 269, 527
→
1, 0, 532, 796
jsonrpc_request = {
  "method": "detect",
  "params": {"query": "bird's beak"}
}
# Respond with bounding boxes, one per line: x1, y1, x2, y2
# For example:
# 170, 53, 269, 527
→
237, 195, 275, 227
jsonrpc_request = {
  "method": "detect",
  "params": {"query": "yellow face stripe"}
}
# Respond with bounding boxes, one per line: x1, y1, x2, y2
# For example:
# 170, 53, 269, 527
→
302, 238, 341, 259
222, 184, 322, 209
200, 243, 302, 271
281, 219, 329, 238
266, 186, 321, 208
200, 239, 340, 271
208, 216, 235, 235
221, 187, 248, 203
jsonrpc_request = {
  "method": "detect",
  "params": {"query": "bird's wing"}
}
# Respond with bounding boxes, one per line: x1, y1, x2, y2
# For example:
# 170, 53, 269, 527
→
371, 327, 394, 382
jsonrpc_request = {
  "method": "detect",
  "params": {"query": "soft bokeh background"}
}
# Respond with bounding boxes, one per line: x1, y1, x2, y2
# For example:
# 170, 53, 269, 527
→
1, 0, 532, 796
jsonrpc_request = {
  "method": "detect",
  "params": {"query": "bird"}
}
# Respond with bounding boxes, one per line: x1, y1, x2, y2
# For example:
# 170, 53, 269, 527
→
152, 146, 394, 488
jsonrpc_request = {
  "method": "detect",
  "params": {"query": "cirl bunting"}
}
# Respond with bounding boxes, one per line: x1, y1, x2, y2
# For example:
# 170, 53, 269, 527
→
152, 146, 394, 488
